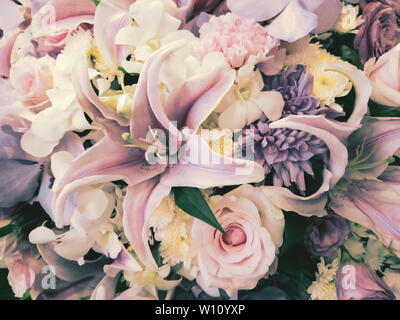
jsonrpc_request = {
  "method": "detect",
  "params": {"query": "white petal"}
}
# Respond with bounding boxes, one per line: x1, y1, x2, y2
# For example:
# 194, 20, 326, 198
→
252, 90, 285, 121
218, 102, 247, 130
29, 226, 57, 244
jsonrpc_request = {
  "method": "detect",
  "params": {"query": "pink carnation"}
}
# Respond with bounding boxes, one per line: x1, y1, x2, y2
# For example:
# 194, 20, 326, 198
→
198, 13, 279, 68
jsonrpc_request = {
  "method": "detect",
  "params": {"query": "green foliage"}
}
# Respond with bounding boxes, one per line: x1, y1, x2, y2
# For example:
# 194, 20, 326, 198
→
276, 212, 316, 296
279, 211, 309, 256
92, 0, 100, 6
0, 202, 50, 241
174, 187, 225, 235
0, 269, 18, 300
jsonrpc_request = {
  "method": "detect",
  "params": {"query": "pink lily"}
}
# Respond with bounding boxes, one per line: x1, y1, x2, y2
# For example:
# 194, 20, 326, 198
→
53, 40, 264, 270
330, 117, 400, 251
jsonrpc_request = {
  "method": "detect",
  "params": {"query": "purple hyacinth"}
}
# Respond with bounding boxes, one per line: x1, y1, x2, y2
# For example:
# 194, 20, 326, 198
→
238, 65, 327, 192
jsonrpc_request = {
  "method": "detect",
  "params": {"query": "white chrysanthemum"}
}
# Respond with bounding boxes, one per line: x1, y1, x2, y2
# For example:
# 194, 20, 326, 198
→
148, 194, 194, 268
285, 37, 351, 108
307, 257, 340, 300
364, 239, 390, 271
334, 4, 364, 34
344, 238, 365, 260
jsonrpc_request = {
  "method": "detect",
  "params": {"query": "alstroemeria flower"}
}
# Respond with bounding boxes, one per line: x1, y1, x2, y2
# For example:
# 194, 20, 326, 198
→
329, 117, 400, 252
226, 0, 343, 42
53, 40, 264, 271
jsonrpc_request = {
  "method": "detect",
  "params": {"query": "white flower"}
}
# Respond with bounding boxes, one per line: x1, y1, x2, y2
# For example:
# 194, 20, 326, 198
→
215, 63, 285, 130
307, 257, 340, 300
334, 4, 363, 34
148, 194, 194, 268
29, 151, 123, 261
20, 32, 91, 158
364, 238, 390, 271
115, 0, 190, 71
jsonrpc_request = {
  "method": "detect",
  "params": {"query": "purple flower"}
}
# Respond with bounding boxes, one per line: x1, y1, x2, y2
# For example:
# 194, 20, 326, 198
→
354, 0, 400, 64
336, 261, 395, 300
305, 213, 349, 256
240, 65, 328, 192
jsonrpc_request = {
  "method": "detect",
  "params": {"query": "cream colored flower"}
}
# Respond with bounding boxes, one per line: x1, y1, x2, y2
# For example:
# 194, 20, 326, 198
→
334, 4, 363, 34
307, 257, 340, 300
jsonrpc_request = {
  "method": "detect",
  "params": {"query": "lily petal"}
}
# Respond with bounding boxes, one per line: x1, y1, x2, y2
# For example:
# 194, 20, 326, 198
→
160, 134, 265, 188
327, 61, 371, 127
347, 117, 400, 178
123, 179, 171, 270
261, 114, 348, 217
53, 133, 165, 228
330, 179, 400, 251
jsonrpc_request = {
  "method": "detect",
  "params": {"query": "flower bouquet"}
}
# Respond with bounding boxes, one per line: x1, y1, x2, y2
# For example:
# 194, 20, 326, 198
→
0, 0, 400, 301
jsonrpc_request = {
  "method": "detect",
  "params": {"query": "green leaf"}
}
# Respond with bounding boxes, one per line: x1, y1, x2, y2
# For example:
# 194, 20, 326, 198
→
92, 0, 100, 6
174, 187, 225, 235
279, 211, 309, 256
0, 224, 15, 238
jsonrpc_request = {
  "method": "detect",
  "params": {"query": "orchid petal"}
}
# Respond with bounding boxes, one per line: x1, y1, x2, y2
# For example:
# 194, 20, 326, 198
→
265, 0, 318, 43
227, 0, 290, 22
123, 179, 171, 270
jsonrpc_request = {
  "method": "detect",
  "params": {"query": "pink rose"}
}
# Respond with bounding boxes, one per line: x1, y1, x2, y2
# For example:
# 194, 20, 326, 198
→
365, 43, 400, 107
191, 184, 285, 297
9, 55, 54, 111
